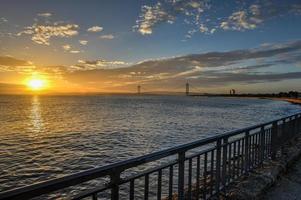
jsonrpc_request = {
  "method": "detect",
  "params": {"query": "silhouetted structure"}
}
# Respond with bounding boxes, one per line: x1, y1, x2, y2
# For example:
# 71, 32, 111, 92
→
230, 89, 236, 95
137, 85, 141, 94
186, 82, 189, 96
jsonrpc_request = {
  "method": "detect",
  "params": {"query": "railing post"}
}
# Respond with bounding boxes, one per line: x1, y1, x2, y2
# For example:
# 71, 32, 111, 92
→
260, 126, 265, 166
221, 137, 228, 187
297, 115, 300, 134
215, 138, 222, 194
110, 169, 121, 200
282, 119, 286, 142
281, 120, 286, 154
292, 116, 296, 138
289, 117, 294, 138
271, 121, 278, 160
244, 131, 250, 174
294, 116, 298, 137
298, 115, 301, 134
178, 151, 185, 200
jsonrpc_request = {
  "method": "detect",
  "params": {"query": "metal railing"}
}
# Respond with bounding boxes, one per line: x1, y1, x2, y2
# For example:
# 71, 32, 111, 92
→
1, 112, 301, 200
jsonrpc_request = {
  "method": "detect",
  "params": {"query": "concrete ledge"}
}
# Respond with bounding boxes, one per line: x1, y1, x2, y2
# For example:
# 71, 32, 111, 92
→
224, 137, 301, 200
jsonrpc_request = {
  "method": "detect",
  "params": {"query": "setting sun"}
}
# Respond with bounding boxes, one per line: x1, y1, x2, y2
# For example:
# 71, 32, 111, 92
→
27, 79, 46, 90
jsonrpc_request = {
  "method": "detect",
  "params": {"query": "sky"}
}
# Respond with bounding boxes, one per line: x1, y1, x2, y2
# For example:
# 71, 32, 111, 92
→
0, 0, 301, 94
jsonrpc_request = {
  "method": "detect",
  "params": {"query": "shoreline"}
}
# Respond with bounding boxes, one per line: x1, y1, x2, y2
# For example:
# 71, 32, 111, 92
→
262, 97, 301, 106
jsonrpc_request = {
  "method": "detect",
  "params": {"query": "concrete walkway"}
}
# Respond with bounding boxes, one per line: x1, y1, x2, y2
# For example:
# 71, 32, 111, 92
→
263, 158, 301, 200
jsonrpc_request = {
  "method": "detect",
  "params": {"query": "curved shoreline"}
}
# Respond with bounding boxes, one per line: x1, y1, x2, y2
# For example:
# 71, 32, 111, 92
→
263, 98, 301, 106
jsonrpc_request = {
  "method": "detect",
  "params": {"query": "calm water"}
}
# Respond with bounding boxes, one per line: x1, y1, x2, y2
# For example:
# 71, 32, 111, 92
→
0, 95, 300, 192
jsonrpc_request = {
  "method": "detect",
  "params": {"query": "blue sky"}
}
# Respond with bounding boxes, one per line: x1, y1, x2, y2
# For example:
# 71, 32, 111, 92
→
0, 0, 301, 93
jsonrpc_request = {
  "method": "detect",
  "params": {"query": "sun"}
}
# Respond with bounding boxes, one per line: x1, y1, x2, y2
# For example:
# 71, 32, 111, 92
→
27, 79, 46, 90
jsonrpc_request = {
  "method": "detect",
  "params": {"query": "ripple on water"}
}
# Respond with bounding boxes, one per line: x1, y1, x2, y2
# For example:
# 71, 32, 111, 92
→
0, 95, 300, 193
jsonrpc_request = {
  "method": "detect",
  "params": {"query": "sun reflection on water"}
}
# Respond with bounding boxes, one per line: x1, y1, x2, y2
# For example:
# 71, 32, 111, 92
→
30, 96, 44, 133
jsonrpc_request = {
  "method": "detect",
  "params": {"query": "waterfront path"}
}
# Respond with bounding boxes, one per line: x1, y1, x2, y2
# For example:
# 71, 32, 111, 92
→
263, 158, 301, 200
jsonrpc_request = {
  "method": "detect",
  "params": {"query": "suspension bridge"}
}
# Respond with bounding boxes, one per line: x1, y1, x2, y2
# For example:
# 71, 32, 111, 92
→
135, 82, 236, 96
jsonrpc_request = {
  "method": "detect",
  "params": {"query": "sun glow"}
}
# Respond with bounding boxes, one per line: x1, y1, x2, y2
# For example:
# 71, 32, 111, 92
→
27, 79, 46, 90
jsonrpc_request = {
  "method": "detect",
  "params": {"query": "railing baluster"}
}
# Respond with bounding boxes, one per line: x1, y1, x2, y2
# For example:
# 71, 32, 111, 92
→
178, 151, 185, 200
267, 129, 270, 157
293, 117, 296, 138
251, 134, 255, 168
233, 141, 237, 179
110, 170, 121, 200
196, 155, 200, 199
241, 138, 245, 175
260, 126, 265, 166
221, 137, 228, 187
244, 131, 250, 174
188, 158, 192, 199
215, 139, 222, 195
298, 114, 300, 132
228, 142, 232, 182
157, 170, 162, 200
210, 150, 214, 196
289, 117, 291, 138
203, 152, 208, 200
237, 139, 241, 177
255, 132, 260, 167
168, 166, 173, 200
92, 193, 98, 200
129, 179, 134, 200
282, 119, 286, 143
271, 122, 278, 160
144, 174, 149, 200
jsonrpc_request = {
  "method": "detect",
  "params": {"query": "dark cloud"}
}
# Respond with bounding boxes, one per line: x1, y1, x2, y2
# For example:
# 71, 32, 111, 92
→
65, 40, 301, 90
0, 56, 32, 67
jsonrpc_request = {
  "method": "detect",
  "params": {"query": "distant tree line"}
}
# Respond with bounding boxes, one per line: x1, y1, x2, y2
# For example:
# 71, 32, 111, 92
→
225, 91, 300, 98
199, 91, 300, 98
278, 91, 299, 98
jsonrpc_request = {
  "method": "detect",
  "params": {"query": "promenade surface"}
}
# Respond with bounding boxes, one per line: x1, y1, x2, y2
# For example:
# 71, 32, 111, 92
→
263, 157, 301, 200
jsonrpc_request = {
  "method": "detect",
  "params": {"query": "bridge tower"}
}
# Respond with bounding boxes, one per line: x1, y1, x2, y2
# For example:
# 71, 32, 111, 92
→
186, 82, 189, 96
137, 85, 141, 94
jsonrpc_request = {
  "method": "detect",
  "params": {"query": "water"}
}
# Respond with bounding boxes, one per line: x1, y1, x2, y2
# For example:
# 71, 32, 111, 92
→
0, 95, 300, 193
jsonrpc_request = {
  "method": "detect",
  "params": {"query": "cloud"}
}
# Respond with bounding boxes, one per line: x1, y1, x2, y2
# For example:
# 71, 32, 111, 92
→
99, 34, 114, 39
219, 2, 301, 32
0, 56, 35, 73
135, 2, 175, 35
136, 0, 301, 37
62, 44, 71, 51
75, 59, 129, 70
87, 26, 103, 32
62, 44, 81, 54
18, 23, 79, 45
70, 50, 80, 54
64, 40, 301, 90
0, 55, 69, 83
37, 13, 52, 17
0, 17, 8, 23
2, 40, 301, 93
0, 56, 32, 67
79, 40, 88, 45
220, 10, 258, 31
134, 0, 214, 35
199, 24, 209, 33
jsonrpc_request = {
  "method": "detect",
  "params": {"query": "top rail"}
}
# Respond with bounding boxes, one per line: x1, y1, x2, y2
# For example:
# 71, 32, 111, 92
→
1, 112, 301, 200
